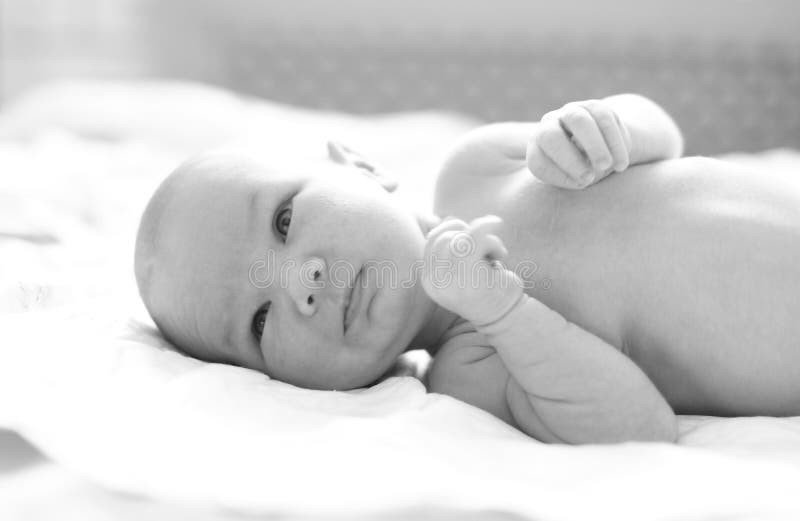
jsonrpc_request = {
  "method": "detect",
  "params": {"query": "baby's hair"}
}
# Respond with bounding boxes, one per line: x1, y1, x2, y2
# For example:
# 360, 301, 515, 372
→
134, 161, 189, 349
134, 154, 228, 362
134, 151, 282, 367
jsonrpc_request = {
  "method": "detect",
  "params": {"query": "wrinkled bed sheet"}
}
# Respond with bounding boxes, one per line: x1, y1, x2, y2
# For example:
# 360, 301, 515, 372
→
2, 81, 800, 521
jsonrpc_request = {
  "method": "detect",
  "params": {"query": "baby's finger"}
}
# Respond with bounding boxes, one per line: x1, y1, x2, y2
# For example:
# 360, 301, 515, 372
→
537, 120, 593, 185
618, 111, 633, 155
428, 229, 474, 262
559, 106, 613, 173
526, 141, 574, 188
469, 214, 503, 235
426, 216, 468, 240
540, 101, 581, 123
582, 101, 629, 173
424, 222, 466, 263
540, 108, 561, 124
469, 215, 506, 260
476, 233, 508, 263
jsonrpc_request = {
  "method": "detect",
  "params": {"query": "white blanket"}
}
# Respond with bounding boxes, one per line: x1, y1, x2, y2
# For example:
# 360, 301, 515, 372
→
2, 81, 800, 521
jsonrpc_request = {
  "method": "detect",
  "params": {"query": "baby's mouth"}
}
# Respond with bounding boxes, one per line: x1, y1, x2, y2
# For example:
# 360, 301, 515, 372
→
343, 268, 363, 335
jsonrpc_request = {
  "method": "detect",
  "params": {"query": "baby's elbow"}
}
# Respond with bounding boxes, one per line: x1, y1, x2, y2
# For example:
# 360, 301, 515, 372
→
634, 407, 678, 443
658, 411, 679, 442
667, 127, 685, 159
599, 399, 678, 444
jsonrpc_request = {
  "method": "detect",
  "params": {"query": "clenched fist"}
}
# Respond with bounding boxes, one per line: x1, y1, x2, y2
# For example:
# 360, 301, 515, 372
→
527, 99, 632, 189
422, 215, 524, 327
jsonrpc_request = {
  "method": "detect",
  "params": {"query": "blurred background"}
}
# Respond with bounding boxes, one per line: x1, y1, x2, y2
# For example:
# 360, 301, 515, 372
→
1, 0, 799, 155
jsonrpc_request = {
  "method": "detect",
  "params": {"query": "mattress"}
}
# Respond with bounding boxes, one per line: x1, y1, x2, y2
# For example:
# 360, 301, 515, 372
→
2, 81, 800, 521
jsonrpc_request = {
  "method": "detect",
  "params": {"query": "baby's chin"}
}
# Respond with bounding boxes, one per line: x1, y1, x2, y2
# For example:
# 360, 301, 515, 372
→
286, 352, 397, 391
279, 370, 374, 392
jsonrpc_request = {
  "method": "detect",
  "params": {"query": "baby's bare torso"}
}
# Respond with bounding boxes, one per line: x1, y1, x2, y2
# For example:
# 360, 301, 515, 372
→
436, 156, 800, 415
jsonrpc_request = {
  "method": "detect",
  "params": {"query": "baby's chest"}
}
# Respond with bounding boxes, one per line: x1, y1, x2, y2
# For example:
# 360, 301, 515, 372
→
434, 170, 508, 221
436, 169, 634, 343
434, 169, 559, 256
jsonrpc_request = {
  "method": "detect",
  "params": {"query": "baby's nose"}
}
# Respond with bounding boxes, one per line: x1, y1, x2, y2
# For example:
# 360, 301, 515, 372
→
289, 257, 325, 317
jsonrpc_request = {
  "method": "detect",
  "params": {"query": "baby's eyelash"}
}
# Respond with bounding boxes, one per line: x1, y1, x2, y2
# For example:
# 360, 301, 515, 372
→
273, 196, 294, 241
251, 301, 271, 341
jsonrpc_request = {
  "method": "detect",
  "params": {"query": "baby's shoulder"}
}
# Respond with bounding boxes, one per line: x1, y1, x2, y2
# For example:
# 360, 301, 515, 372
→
435, 123, 535, 216
437, 122, 534, 182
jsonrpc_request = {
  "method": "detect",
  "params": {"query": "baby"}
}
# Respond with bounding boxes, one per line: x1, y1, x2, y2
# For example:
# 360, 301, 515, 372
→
135, 94, 800, 444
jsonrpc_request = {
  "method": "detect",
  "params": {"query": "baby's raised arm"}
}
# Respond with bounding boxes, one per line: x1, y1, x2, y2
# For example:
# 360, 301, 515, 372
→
530, 94, 683, 187
423, 217, 677, 444
439, 94, 683, 189
600, 93, 684, 164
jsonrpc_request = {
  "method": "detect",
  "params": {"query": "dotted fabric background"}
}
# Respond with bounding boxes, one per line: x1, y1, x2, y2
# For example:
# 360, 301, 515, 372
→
142, 4, 799, 158
217, 37, 800, 155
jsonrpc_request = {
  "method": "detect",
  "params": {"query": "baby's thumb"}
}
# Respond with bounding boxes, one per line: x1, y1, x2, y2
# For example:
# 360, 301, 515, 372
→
526, 142, 574, 189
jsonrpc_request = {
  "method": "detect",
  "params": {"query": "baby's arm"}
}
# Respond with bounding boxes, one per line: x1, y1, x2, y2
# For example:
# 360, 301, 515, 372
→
599, 93, 684, 165
423, 217, 677, 444
439, 94, 683, 190
474, 291, 677, 443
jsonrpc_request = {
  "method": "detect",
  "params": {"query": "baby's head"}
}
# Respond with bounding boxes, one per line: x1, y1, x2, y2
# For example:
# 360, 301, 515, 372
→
135, 143, 438, 390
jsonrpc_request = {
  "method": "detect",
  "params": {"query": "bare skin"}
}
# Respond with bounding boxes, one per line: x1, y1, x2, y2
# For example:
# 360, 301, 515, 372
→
136, 94, 800, 444
424, 96, 800, 444
434, 155, 800, 418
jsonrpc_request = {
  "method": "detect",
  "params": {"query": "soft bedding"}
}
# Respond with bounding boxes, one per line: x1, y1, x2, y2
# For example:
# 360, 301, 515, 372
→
2, 81, 800, 521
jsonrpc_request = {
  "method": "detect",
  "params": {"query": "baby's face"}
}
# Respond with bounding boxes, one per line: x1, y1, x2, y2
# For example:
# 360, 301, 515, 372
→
143, 152, 434, 390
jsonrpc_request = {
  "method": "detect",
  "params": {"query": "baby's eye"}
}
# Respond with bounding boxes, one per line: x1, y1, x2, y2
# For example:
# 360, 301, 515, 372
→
251, 302, 271, 341
274, 200, 292, 240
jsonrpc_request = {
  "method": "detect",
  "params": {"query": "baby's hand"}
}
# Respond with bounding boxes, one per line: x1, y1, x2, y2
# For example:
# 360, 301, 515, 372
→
527, 99, 632, 189
422, 216, 524, 326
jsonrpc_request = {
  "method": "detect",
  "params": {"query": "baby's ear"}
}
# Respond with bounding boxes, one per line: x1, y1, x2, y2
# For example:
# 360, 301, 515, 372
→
327, 141, 398, 193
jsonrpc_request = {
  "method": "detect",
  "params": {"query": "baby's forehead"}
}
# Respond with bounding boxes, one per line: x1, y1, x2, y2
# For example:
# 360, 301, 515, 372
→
180, 152, 298, 187
185, 149, 335, 181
